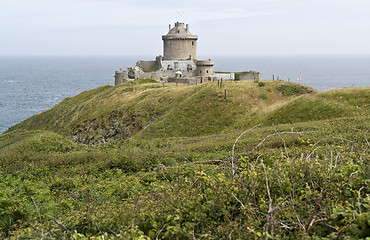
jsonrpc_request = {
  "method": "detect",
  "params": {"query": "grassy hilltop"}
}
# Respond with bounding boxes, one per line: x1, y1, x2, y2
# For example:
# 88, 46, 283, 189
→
0, 80, 369, 239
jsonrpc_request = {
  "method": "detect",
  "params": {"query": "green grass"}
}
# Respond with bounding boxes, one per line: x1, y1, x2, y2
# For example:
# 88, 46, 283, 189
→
4, 81, 327, 143
7, 81, 367, 144
262, 95, 365, 125
319, 86, 370, 109
276, 83, 313, 96
1, 81, 369, 239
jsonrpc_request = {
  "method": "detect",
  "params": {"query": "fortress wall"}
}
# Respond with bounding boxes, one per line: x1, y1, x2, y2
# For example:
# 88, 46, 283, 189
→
182, 69, 195, 77
168, 76, 214, 84
214, 73, 235, 81
168, 77, 198, 84
196, 76, 214, 83
147, 72, 166, 81
139, 70, 177, 81
137, 61, 158, 72
161, 60, 196, 77
239, 73, 261, 81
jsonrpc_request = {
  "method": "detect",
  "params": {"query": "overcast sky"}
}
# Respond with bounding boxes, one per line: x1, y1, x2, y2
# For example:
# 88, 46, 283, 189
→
1, 0, 369, 56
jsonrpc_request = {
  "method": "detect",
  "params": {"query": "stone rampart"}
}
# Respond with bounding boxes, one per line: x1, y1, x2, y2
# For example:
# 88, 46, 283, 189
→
239, 73, 261, 81
137, 60, 159, 72
214, 73, 235, 81
167, 76, 214, 84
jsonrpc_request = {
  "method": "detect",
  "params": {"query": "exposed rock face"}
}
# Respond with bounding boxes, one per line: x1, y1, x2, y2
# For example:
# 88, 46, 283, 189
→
70, 110, 159, 145
71, 119, 120, 144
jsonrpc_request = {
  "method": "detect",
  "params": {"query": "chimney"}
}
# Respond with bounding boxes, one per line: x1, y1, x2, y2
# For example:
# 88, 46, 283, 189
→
186, 24, 189, 32
169, 24, 171, 31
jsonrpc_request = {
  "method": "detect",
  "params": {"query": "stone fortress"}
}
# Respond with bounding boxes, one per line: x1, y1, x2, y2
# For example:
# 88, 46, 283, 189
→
115, 22, 260, 85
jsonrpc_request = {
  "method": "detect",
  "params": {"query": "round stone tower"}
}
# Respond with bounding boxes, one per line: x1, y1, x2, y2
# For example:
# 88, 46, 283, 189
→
162, 22, 198, 60
114, 67, 128, 85
196, 59, 214, 76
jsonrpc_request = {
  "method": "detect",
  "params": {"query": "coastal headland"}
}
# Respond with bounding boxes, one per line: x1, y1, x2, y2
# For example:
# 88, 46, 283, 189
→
1, 79, 369, 239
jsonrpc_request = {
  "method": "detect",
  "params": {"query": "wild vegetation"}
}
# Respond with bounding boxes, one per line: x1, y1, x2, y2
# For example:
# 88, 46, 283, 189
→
1, 80, 369, 239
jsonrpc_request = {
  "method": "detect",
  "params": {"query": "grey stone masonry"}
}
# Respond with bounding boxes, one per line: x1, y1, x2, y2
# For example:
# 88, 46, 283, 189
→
114, 22, 262, 85
162, 22, 198, 60
239, 73, 261, 81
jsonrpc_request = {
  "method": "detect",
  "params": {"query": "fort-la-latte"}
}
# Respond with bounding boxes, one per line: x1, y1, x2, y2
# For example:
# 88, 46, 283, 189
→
114, 22, 260, 85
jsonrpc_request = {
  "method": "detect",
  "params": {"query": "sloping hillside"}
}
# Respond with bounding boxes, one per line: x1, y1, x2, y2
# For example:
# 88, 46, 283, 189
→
7, 80, 368, 144
1, 80, 369, 239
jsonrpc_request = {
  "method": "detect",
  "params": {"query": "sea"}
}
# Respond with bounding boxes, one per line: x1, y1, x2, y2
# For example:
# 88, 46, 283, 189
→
0, 55, 369, 134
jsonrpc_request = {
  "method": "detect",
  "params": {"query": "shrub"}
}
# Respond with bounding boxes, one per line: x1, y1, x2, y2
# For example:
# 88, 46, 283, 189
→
276, 84, 312, 96
257, 82, 265, 87
260, 92, 268, 100
348, 98, 358, 106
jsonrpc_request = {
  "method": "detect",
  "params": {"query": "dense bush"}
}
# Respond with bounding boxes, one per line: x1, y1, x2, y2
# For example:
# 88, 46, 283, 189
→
1, 119, 369, 239
276, 84, 313, 96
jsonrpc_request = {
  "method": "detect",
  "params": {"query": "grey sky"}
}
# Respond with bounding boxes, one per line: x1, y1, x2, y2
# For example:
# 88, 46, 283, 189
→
1, 0, 369, 56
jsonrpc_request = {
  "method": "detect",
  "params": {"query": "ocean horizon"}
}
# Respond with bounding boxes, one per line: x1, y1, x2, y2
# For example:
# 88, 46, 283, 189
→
1, 54, 369, 134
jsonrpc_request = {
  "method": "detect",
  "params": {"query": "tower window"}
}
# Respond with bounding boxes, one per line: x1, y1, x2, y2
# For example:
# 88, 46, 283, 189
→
206, 70, 209, 73
192, 41, 194, 45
